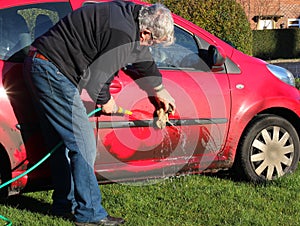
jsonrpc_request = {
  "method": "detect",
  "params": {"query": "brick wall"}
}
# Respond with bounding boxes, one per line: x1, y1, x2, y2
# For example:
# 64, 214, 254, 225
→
236, 0, 300, 30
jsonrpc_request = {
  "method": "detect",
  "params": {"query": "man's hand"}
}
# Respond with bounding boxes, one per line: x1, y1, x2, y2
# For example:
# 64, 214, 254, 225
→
154, 84, 176, 115
101, 96, 118, 114
155, 108, 169, 129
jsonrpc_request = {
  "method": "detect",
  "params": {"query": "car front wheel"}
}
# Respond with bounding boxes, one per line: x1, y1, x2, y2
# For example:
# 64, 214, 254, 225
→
234, 114, 300, 183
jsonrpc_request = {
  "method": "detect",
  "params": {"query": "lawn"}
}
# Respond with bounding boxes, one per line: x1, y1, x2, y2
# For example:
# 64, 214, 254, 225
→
1, 168, 300, 226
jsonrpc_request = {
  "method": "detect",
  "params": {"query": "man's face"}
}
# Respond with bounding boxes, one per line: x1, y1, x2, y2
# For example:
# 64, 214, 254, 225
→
139, 29, 165, 46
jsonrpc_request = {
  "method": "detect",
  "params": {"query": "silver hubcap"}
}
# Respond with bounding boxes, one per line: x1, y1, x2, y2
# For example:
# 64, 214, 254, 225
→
250, 126, 294, 180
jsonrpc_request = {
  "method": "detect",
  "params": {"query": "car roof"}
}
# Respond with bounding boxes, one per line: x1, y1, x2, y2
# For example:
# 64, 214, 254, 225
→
0, 0, 69, 9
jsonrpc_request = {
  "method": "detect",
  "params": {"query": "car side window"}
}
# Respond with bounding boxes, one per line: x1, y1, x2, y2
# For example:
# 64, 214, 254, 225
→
0, 3, 71, 61
150, 26, 211, 71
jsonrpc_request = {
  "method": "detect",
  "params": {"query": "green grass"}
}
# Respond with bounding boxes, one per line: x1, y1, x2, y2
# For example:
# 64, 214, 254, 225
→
1, 169, 300, 226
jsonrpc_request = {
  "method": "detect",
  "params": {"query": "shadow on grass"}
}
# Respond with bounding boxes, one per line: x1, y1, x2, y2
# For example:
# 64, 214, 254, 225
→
202, 169, 243, 181
0, 194, 52, 215
202, 169, 275, 187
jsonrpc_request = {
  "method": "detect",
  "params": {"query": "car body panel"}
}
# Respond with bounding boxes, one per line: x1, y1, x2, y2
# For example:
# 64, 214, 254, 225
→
94, 66, 231, 181
223, 50, 300, 156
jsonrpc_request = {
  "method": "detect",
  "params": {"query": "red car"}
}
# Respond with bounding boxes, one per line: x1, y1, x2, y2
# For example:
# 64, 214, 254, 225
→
0, 0, 299, 197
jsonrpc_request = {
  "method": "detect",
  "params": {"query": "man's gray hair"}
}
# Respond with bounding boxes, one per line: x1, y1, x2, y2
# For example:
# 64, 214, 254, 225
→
139, 3, 175, 46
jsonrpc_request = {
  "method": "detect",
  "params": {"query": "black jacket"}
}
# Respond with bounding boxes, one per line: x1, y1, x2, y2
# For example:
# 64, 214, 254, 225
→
33, 1, 162, 104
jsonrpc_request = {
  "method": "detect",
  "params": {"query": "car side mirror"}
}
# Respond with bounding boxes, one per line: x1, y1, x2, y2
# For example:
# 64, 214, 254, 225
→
208, 45, 226, 72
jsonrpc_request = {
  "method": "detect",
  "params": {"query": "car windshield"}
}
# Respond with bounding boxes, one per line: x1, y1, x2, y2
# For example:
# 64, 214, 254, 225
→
0, 2, 71, 61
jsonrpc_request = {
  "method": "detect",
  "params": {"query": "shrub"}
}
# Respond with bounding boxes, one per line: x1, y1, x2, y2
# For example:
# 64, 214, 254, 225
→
296, 78, 300, 90
146, 0, 253, 55
253, 29, 300, 60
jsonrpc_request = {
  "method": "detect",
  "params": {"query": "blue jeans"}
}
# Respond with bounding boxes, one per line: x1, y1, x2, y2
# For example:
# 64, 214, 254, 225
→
23, 56, 108, 223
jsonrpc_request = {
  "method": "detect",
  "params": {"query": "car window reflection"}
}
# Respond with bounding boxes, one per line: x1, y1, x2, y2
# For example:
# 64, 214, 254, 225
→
0, 3, 71, 62
0, 11, 30, 60
150, 26, 211, 72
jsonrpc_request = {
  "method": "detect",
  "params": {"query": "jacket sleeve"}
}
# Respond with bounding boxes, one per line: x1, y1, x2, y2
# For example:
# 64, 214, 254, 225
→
84, 29, 133, 105
131, 46, 162, 89
84, 68, 115, 105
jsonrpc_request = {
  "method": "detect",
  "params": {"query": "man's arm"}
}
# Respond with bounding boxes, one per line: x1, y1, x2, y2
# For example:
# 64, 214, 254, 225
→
84, 30, 134, 112
132, 47, 176, 114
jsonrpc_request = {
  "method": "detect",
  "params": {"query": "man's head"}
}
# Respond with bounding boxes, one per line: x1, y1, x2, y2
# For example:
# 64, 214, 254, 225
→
139, 3, 174, 46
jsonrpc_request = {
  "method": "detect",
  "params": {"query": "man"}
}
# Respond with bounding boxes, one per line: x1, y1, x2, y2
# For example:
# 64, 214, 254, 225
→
23, 1, 176, 225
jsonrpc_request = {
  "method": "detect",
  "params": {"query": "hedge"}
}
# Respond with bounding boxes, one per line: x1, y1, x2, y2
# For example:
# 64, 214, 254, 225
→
146, 0, 253, 55
296, 78, 300, 90
253, 29, 300, 60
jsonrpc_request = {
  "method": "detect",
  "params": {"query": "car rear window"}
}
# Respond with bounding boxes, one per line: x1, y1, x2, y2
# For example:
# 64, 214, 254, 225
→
0, 2, 72, 61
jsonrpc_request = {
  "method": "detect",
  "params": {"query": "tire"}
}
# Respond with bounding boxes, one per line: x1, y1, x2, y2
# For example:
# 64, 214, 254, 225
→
0, 148, 10, 199
234, 114, 300, 183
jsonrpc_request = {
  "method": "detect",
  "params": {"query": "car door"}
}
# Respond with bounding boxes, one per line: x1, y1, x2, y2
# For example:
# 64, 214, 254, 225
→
1, 2, 72, 187
94, 25, 231, 181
